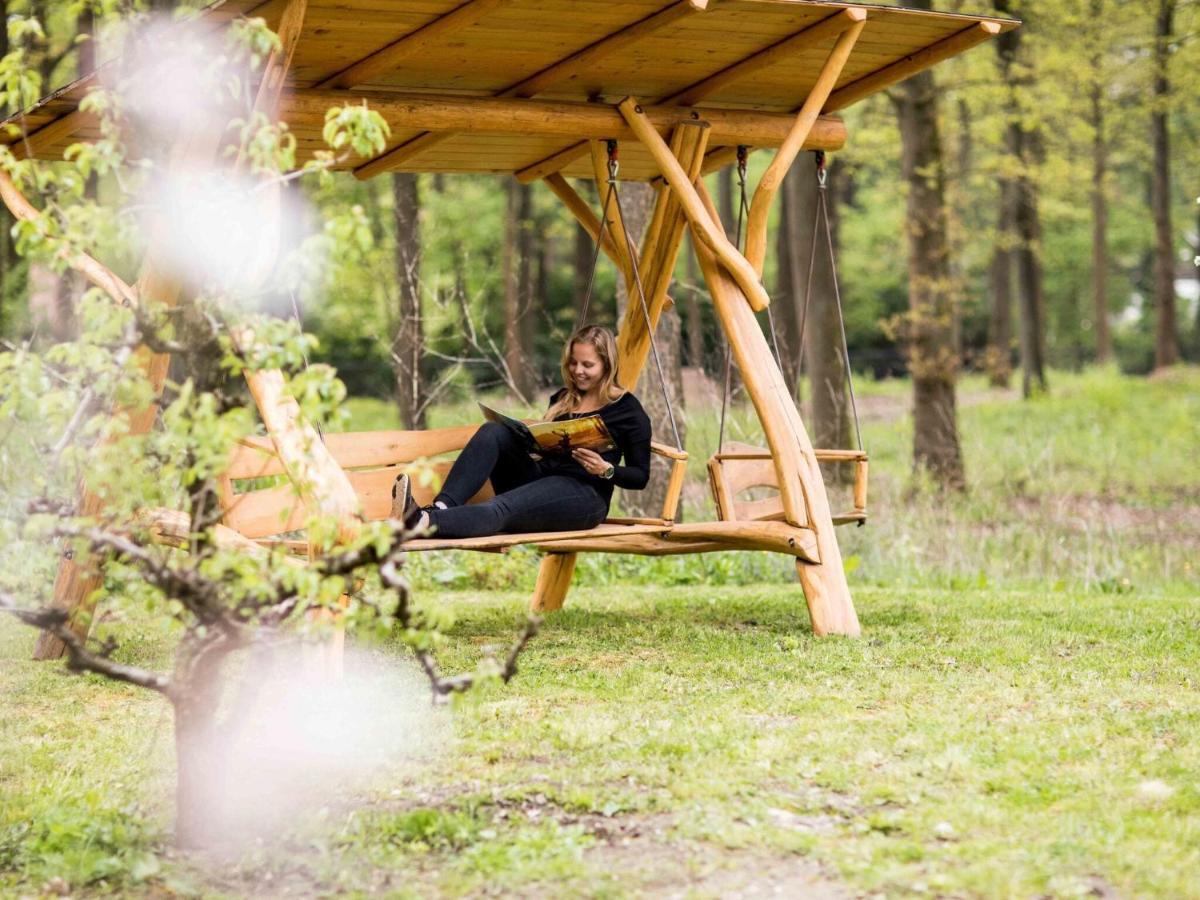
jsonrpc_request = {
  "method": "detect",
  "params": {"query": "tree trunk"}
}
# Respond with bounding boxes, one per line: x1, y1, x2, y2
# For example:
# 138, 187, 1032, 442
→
503, 179, 536, 400
1151, 0, 1178, 369
683, 236, 704, 370
171, 636, 234, 850
792, 157, 850, 462
987, 179, 1014, 387
391, 173, 424, 428
995, 0, 1047, 396
613, 182, 684, 518
1013, 171, 1047, 396
518, 190, 538, 390
717, 167, 737, 243
1089, 3, 1112, 365
775, 163, 803, 390
893, 44, 966, 490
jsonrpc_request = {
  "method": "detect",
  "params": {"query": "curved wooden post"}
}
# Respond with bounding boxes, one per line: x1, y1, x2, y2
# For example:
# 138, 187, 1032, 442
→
691, 181, 859, 637
617, 97, 771, 313
743, 15, 865, 276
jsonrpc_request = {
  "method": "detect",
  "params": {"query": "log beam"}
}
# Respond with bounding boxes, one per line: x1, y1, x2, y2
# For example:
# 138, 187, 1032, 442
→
825, 21, 1003, 113
312, 91, 846, 178
743, 16, 865, 276
352, 0, 708, 179
0, 171, 136, 304
589, 139, 637, 284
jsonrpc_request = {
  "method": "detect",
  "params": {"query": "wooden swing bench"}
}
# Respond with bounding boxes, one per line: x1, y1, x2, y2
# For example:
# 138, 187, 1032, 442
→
213, 427, 694, 555
198, 425, 868, 564
6, 0, 1014, 656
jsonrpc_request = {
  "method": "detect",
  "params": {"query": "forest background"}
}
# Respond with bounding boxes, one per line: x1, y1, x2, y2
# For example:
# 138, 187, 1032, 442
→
2, 0, 1198, 474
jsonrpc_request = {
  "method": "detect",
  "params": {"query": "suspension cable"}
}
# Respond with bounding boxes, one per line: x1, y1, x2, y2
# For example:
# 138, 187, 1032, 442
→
607, 142, 683, 451
795, 150, 863, 452
577, 139, 619, 330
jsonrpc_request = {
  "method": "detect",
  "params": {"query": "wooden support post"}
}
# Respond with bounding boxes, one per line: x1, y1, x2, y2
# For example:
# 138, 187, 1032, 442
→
690, 180, 859, 637
618, 97, 770, 313
531, 552, 577, 613
614, 121, 708, 390
743, 17, 865, 276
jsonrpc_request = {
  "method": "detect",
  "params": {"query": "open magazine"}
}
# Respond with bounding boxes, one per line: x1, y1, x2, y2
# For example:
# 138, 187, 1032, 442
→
479, 403, 616, 457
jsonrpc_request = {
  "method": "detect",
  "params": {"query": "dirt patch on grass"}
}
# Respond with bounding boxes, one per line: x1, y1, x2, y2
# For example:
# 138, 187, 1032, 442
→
481, 790, 848, 899
1012, 493, 1200, 547
583, 836, 846, 900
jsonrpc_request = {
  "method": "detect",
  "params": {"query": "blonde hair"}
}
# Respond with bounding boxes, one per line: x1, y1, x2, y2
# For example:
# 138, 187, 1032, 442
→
546, 325, 624, 419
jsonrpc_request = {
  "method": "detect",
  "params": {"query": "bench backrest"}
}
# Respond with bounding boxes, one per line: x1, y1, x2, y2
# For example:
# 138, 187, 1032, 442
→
218, 425, 490, 540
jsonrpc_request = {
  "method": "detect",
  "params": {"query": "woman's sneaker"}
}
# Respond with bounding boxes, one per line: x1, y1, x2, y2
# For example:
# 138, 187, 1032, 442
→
390, 473, 423, 530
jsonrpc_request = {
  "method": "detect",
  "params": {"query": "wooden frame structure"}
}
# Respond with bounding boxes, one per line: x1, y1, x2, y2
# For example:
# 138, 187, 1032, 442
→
3, 0, 1015, 656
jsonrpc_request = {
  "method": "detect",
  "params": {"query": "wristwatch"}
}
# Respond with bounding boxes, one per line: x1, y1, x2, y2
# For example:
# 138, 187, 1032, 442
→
601, 464, 615, 480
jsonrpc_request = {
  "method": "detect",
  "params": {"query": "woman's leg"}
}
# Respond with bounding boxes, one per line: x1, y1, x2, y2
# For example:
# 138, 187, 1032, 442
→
427, 476, 607, 539
434, 422, 541, 508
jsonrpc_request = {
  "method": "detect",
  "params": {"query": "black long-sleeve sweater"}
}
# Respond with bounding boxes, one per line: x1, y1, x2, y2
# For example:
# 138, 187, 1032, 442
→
541, 389, 652, 503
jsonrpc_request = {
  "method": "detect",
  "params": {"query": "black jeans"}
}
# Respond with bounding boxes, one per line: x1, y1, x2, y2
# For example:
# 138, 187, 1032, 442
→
428, 422, 608, 538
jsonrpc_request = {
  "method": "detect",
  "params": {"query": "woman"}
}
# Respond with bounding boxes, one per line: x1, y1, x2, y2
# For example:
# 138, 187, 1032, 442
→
395, 325, 651, 539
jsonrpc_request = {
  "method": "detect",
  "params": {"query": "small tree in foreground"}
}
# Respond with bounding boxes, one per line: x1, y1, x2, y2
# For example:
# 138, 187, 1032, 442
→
0, 10, 536, 848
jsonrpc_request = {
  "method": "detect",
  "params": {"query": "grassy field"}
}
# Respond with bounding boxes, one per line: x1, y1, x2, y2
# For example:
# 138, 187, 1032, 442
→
2, 368, 1198, 897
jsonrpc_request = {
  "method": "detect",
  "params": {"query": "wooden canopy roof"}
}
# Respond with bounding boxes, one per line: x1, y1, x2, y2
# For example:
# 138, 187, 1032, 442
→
4, 0, 1015, 182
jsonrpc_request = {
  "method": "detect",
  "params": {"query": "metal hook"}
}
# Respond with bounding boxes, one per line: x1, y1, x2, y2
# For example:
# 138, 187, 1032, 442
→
606, 139, 619, 180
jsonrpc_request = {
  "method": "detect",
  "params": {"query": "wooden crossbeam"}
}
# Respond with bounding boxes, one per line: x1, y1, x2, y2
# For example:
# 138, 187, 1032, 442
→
660, 7, 866, 107
515, 6, 863, 184
743, 15, 865, 275
353, 0, 708, 179
542, 173, 626, 275
8, 109, 95, 161
825, 20, 1003, 112
298, 91, 844, 161
315, 0, 506, 90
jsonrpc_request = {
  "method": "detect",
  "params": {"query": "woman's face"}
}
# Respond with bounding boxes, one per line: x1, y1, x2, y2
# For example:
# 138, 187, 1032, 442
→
568, 341, 605, 394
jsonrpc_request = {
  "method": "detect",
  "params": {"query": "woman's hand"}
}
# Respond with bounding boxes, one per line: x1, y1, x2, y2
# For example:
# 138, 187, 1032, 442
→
572, 447, 609, 476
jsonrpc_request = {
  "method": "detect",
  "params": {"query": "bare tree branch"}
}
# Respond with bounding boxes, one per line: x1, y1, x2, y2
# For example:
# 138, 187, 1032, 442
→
0, 591, 174, 698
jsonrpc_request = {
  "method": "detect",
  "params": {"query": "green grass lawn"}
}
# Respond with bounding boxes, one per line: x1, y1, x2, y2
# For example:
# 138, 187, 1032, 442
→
2, 368, 1198, 897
